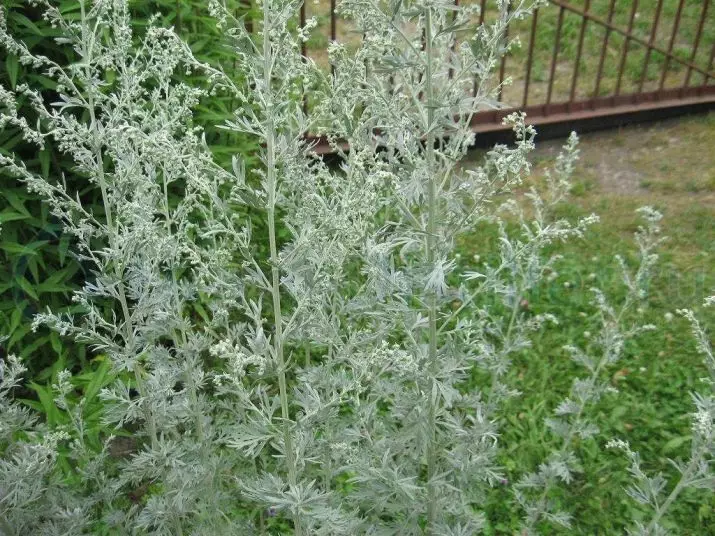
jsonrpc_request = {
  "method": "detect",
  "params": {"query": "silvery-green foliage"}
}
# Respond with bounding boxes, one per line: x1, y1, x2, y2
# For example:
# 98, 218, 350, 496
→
0, 0, 602, 533
607, 297, 714, 536
0, 1, 251, 533
311, 1, 602, 533
515, 208, 664, 534
476, 132, 598, 416
1, 0, 711, 534
1, 0, 377, 533
1, 339, 118, 535
202, 1, 380, 533
0, 353, 84, 534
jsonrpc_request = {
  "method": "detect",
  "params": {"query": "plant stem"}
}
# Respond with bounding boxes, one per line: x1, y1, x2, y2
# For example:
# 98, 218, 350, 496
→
424, 6, 438, 533
486, 291, 522, 414
80, 0, 157, 449
0, 515, 13, 535
162, 172, 206, 446
173, 515, 184, 536
526, 350, 608, 531
263, 2, 302, 533
646, 455, 700, 534
268, 174, 301, 532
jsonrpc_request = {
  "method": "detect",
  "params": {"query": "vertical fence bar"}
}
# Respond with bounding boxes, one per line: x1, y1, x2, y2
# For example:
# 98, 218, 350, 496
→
592, 0, 616, 105
638, 0, 664, 94
706, 43, 715, 90
330, 0, 337, 75
243, 0, 253, 33
569, 0, 591, 109
615, 0, 638, 97
473, 0, 487, 96
497, 2, 510, 103
330, 0, 336, 41
176, 0, 183, 33
658, 0, 686, 92
683, 0, 709, 90
418, 26, 426, 102
522, 7, 538, 107
300, 1, 307, 57
546, 5, 565, 114
449, 0, 460, 80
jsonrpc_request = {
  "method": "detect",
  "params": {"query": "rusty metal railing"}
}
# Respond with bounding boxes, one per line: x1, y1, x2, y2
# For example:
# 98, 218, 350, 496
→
292, 0, 715, 151
469, 0, 714, 136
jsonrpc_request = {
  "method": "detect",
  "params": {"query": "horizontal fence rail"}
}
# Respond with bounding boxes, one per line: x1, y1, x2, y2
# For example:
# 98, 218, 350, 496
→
290, 0, 715, 152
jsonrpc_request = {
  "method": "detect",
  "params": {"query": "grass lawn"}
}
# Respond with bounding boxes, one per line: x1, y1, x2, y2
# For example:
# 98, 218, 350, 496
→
456, 111, 715, 533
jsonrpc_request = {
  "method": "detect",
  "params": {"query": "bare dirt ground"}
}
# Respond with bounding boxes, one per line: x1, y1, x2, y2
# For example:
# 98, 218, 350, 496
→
524, 110, 714, 275
462, 111, 714, 281
529, 111, 715, 198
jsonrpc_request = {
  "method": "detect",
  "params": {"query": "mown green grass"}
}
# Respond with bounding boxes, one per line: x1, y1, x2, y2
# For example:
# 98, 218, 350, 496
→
457, 112, 715, 533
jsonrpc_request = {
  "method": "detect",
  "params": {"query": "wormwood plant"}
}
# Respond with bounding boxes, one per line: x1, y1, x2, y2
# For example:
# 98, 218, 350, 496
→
310, 1, 602, 531
1, 1, 245, 532
0, 0, 257, 380
0, 0, 712, 534
608, 297, 715, 536
0, 0, 375, 532
515, 206, 664, 532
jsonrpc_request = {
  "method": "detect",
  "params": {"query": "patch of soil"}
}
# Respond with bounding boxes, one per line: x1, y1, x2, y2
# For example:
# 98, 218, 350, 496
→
528, 111, 715, 198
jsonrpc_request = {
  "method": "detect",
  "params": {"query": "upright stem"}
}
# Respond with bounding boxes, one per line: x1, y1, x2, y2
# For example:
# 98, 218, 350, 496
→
646, 455, 700, 534
0, 515, 13, 535
486, 291, 522, 414
424, 6, 438, 533
162, 173, 205, 445
80, 0, 157, 448
173, 516, 184, 536
526, 350, 609, 531
263, 2, 302, 534
95, 152, 157, 451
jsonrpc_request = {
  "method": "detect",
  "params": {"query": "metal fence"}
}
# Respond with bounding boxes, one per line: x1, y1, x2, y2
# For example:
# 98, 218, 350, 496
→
470, 0, 715, 134
293, 0, 714, 151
